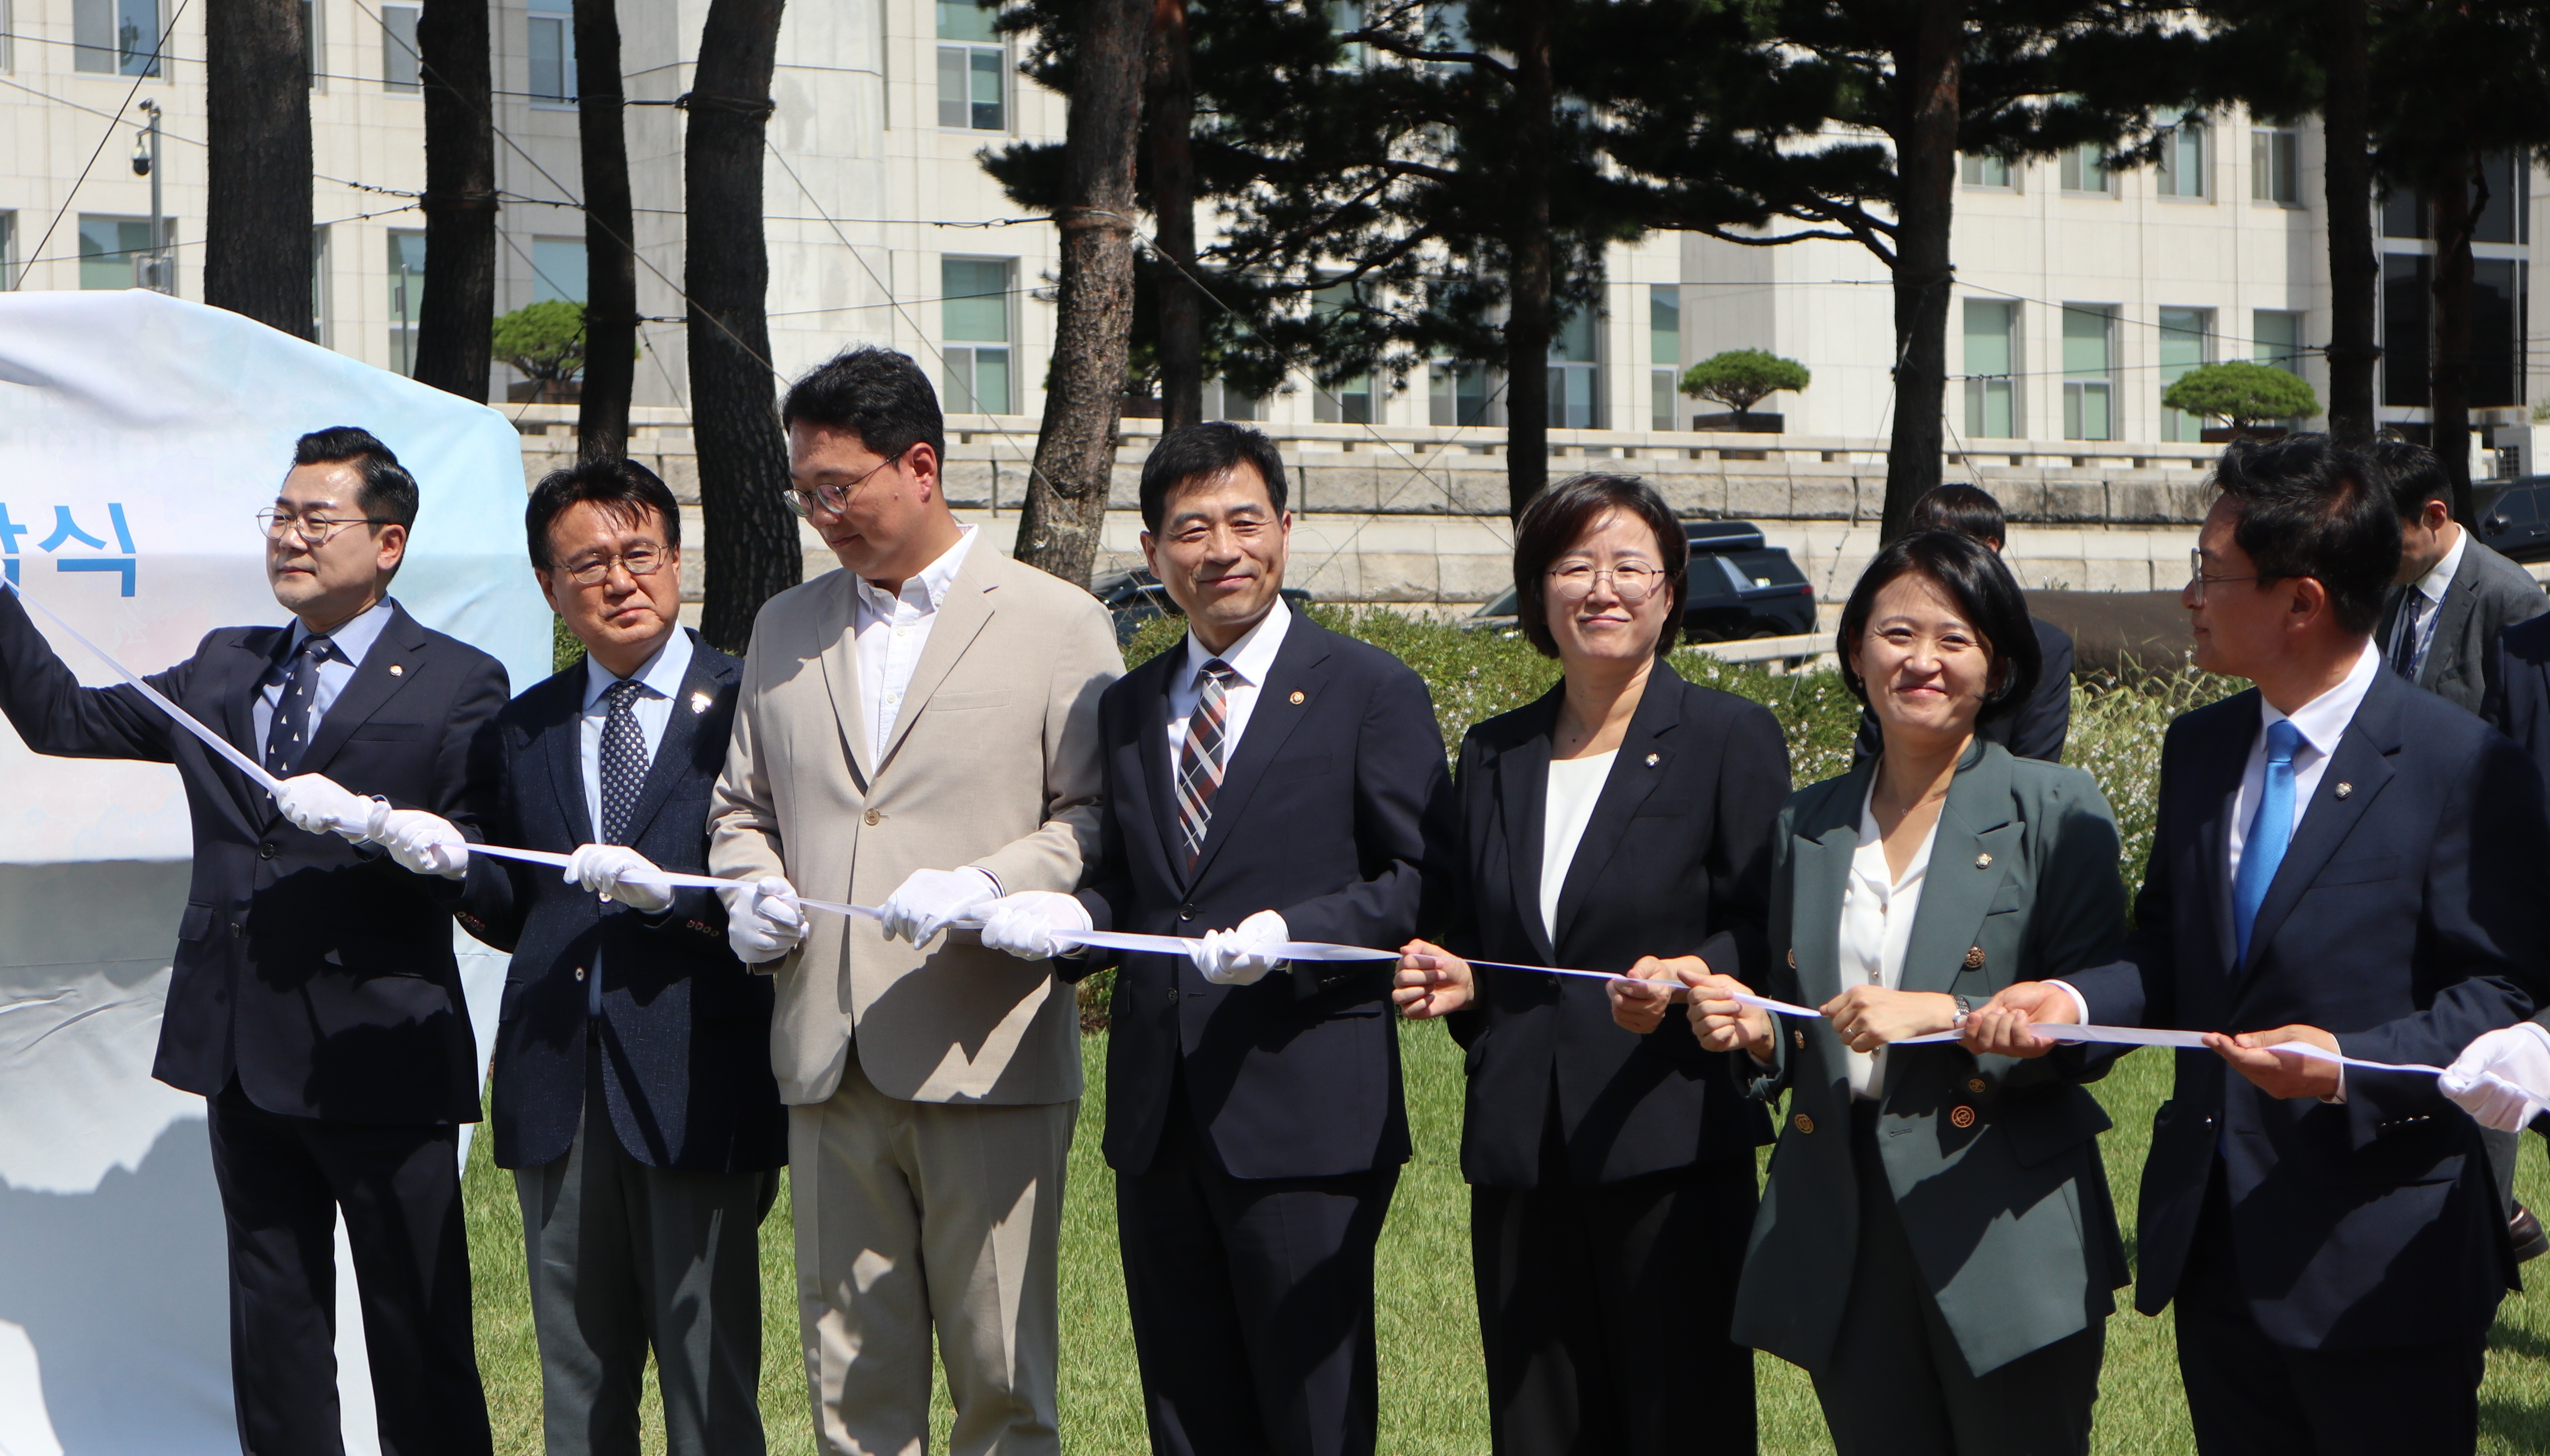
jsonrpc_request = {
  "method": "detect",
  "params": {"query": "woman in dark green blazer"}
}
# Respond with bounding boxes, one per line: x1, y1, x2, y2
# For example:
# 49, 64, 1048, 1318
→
1674, 530, 2129, 1455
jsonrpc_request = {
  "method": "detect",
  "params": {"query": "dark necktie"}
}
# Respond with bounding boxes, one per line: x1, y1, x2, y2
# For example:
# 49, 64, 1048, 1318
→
1173, 660, 1237, 870
2390, 598, 2423, 680
264, 633, 335, 777
598, 679, 648, 845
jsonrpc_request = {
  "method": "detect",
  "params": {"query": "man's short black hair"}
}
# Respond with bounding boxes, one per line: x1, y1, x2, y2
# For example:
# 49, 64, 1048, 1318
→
781, 347, 945, 466
293, 426, 418, 530
1837, 528, 2040, 725
2212, 434, 2400, 638
1138, 422, 1290, 534
524, 457, 681, 572
2371, 437, 2451, 519
1510, 473, 1689, 660
1908, 482, 2008, 549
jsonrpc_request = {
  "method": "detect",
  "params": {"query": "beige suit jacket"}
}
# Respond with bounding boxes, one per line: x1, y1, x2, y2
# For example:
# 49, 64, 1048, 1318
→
710, 541, 1121, 1107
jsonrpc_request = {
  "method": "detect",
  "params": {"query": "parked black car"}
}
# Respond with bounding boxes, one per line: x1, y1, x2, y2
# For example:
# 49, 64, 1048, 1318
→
1461, 520, 1819, 642
2479, 476, 2550, 564
1092, 567, 1317, 645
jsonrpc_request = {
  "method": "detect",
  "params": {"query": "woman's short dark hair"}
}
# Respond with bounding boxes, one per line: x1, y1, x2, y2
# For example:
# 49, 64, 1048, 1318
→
1907, 482, 2007, 548
1510, 474, 1688, 660
781, 347, 944, 466
524, 458, 681, 572
1837, 529, 2040, 725
1139, 422, 1290, 533
2212, 434, 2399, 637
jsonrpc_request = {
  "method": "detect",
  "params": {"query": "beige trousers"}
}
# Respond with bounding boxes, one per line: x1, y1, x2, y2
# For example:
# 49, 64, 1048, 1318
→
791, 1056, 1075, 1456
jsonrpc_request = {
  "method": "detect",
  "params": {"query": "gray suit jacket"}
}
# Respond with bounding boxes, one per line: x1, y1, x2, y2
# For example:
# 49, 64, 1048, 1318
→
1732, 741, 2130, 1378
2376, 534, 2546, 715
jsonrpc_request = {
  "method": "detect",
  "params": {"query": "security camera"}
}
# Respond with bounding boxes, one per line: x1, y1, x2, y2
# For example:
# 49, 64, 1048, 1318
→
131, 143, 152, 178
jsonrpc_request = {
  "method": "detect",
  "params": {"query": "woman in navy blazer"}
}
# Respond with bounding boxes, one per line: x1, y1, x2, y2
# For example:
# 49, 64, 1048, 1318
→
1394, 473, 1789, 1454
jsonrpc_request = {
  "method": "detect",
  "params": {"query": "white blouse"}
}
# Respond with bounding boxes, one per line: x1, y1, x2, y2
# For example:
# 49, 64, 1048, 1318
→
1839, 778, 1939, 1101
1540, 751, 1617, 944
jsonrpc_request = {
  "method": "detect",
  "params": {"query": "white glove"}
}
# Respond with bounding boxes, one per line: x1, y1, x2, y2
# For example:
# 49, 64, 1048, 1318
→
274, 774, 388, 841
723, 875, 806, 965
1191, 909, 1290, 987
566, 843, 674, 914
2441, 1022, 2550, 1133
978, 891, 1094, 961
375, 808, 469, 879
879, 866, 1000, 946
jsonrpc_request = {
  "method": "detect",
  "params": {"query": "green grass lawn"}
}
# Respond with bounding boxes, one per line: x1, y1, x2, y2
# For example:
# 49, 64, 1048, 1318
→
464, 1020, 2550, 1455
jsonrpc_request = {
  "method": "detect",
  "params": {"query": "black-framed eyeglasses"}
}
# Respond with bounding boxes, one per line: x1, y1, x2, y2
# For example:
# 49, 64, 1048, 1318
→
257, 508, 395, 547
783, 452, 905, 519
556, 545, 670, 587
2187, 548, 2275, 604
1547, 559, 1666, 603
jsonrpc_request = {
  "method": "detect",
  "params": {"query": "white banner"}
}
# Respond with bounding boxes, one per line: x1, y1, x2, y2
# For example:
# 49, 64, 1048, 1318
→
0, 291, 548, 1456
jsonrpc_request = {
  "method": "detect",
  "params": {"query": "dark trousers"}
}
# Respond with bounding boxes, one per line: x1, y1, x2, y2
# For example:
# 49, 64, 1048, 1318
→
1814, 1105, 2103, 1456
1472, 1117, 1757, 1456
511, 1040, 780, 1456
1116, 1099, 1400, 1456
206, 1079, 493, 1456
2175, 1165, 2486, 1456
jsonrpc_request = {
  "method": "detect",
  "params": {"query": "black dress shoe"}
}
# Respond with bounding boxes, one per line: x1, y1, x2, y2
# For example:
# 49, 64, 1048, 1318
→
2511, 1204, 2548, 1263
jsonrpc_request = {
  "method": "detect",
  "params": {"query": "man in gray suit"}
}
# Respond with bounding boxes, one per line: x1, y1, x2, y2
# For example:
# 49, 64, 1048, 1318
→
2373, 438, 2545, 715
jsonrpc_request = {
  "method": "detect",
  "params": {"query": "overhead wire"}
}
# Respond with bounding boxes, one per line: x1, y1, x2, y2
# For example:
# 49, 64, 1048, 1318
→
23, 0, 190, 279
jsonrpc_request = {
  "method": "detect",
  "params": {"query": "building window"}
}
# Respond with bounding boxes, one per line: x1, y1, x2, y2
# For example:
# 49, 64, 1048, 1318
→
2251, 126, 2298, 204
2474, 152, 2528, 245
311, 224, 331, 346
2382, 253, 2427, 407
0, 212, 15, 291
75, 0, 164, 76
1649, 284, 1681, 430
382, 3, 420, 91
1328, 0, 1368, 68
2061, 304, 2115, 441
1548, 305, 1601, 429
937, 2, 1006, 131
1316, 374, 1375, 425
77, 214, 158, 290
1959, 153, 2013, 190
2156, 116, 2207, 199
531, 236, 588, 304
528, 0, 575, 104
1202, 378, 1263, 422
2158, 307, 2211, 442
941, 257, 1014, 415
2253, 310, 2304, 374
2473, 258, 2524, 407
2058, 142, 2107, 195
1430, 362, 1493, 427
388, 229, 426, 376
1962, 299, 2016, 438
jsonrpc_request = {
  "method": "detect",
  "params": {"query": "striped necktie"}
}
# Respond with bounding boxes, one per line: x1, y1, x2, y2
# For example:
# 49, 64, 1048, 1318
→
1173, 660, 1238, 870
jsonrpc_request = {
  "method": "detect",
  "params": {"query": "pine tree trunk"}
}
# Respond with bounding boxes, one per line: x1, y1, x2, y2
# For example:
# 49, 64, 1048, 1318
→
575, 0, 637, 463
2429, 149, 2478, 524
203, 0, 313, 337
1880, 0, 1962, 543
685, 0, 797, 650
2320, 0, 2377, 447
1501, 0, 1555, 523
414, 0, 496, 401
1014, 0, 1150, 587
1147, 0, 1202, 433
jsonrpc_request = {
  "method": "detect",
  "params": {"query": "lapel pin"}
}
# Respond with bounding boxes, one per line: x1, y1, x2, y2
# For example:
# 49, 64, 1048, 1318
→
1289, 690, 1305, 704
1644, 752, 1660, 766
690, 690, 712, 715
1974, 852, 1992, 868
387, 664, 403, 677
2333, 782, 2353, 799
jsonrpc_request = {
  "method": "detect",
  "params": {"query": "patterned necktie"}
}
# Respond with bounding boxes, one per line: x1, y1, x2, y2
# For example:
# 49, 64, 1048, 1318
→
264, 633, 335, 777
1173, 660, 1238, 870
598, 679, 648, 845
2232, 718, 2303, 966
2390, 597, 2424, 680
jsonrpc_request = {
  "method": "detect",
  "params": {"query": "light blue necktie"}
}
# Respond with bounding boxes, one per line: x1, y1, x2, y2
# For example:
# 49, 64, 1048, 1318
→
2232, 718, 2303, 966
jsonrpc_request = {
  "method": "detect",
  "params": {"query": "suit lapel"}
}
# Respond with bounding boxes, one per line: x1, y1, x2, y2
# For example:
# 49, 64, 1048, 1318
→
536, 665, 594, 843
1496, 691, 1560, 965
1182, 618, 1329, 891
1137, 655, 1185, 885
2243, 675, 2401, 974
2195, 692, 2258, 977
811, 572, 876, 790
874, 544, 999, 774
228, 629, 290, 826
1550, 669, 1683, 951
1788, 770, 1866, 1007
617, 635, 733, 846
298, 603, 430, 777
2417, 553, 2483, 690
1896, 744, 2020, 1002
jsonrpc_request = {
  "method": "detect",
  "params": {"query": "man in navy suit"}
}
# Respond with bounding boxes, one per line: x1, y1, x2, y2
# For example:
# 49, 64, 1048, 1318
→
0, 427, 505, 1455
375, 459, 785, 1456
976, 422, 1454, 1456
1972, 435, 2550, 1453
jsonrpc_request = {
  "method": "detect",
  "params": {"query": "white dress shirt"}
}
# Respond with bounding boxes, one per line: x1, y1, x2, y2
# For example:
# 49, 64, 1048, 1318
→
1539, 752, 1616, 943
577, 626, 695, 1016
1840, 777, 1940, 1101
252, 598, 396, 757
2388, 525, 2467, 681
852, 524, 978, 766
1165, 594, 1294, 799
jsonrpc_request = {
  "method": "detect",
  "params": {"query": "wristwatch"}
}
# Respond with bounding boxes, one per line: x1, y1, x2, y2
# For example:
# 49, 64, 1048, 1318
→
1952, 993, 1973, 1030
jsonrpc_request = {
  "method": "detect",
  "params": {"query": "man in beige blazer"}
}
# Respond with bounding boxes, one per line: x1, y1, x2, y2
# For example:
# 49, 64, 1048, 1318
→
709, 348, 1121, 1456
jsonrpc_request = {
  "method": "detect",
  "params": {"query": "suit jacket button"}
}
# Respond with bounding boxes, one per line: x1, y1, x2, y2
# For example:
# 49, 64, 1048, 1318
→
1793, 1029, 1806, 1049
1968, 1076, 1987, 1093
1179, 904, 1195, 921
259, 842, 277, 859
574, 966, 587, 982
1963, 945, 1985, 969
863, 808, 881, 827
1950, 1105, 1977, 1129
1167, 986, 1179, 1003
230, 922, 244, 937
1793, 1113, 1815, 1134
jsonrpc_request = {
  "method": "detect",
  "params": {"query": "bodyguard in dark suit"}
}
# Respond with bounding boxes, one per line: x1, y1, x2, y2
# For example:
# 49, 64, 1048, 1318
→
1852, 484, 2074, 765
1975, 435, 2550, 1455
382, 460, 785, 1456
977, 424, 1452, 1456
2372, 437, 2546, 716
1390, 473, 1786, 1454
0, 428, 502, 1455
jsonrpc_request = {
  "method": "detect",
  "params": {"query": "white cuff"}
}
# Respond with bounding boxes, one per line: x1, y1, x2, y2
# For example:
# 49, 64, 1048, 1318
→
2045, 979, 2093, 1028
